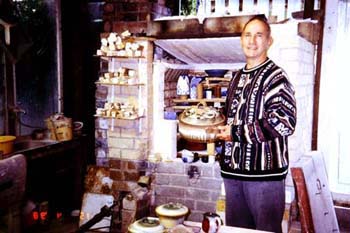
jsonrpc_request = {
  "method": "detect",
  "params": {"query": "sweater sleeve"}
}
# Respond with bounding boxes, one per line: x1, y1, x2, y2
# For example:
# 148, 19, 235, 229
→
236, 72, 297, 144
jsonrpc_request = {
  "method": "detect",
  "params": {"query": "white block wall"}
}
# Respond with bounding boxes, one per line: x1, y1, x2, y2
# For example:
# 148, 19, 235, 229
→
270, 21, 316, 165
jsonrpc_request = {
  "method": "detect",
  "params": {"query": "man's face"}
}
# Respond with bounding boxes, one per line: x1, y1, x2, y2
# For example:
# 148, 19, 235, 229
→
241, 19, 272, 62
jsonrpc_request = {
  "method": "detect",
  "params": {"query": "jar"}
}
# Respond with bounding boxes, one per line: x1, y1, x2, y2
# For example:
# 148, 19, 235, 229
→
205, 87, 212, 99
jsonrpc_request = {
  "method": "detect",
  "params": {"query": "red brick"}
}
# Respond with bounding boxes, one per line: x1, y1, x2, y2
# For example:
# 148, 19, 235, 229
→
109, 159, 122, 169
110, 169, 124, 181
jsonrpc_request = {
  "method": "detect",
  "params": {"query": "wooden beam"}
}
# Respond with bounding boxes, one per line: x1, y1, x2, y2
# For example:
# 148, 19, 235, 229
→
147, 15, 261, 39
304, 0, 316, 19
298, 22, 320, 45
292, 9, 323, 20
311, 0, 326, 150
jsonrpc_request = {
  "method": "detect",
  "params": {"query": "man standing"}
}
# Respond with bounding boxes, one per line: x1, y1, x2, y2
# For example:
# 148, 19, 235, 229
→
217, 15, 297, 233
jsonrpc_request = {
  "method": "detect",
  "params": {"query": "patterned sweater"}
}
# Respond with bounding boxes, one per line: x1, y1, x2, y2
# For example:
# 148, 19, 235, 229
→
220, 59, 297, 181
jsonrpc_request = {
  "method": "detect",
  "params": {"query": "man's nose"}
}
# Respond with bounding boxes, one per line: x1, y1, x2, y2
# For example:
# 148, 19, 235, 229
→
248, 35, 256, 44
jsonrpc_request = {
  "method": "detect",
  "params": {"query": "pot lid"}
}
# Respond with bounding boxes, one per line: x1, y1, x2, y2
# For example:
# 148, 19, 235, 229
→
129, 217, 164, 233
179, 105, 225, 126
155, 202, 189, 217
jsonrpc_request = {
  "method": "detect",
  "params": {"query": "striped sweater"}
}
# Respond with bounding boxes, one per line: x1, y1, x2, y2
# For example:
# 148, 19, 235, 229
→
220, 58, 297, 181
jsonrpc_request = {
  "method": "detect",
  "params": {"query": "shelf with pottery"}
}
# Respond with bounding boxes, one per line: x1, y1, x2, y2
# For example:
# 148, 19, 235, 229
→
94, 32, 152, 123
173, 73, 230, 111
172, 98, 225, 103
172, 98, 226, 110
95, 81, 145, 86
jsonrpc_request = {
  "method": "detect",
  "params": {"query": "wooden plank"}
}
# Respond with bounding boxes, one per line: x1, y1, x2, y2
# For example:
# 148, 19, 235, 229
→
304, 0, 316, 19
312, 0, 326, 150
291, 166, 315, 233
305, 152, 340, 232
292, 152, 340, 233
147, 15, 260, 39
297, 22, 320, 45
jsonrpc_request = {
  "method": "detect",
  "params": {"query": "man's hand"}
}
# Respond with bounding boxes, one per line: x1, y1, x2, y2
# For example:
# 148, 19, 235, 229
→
216, 125, 232, 141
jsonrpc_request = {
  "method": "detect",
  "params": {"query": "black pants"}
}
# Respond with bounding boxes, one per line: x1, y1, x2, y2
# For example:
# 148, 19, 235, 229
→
223, 178, 285, 233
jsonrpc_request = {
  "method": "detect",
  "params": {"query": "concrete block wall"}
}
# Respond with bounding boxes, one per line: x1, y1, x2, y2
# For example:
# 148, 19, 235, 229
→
150, 160, 223, 222
269, 21, 315, 164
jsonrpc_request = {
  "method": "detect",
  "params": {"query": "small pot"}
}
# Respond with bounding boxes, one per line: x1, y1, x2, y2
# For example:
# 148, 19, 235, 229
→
155, 202, 189, 228
128, 217, 164, 233
0, 135, 16, 155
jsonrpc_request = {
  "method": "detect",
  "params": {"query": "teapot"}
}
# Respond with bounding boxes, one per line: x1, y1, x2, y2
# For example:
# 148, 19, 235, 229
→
201, 212, 222, 233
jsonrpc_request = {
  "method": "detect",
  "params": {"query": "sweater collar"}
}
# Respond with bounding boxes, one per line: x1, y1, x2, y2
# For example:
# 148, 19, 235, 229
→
242, 58, 271, 73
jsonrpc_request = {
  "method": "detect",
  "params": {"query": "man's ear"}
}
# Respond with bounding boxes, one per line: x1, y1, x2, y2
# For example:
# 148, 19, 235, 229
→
268, 36, 274, 47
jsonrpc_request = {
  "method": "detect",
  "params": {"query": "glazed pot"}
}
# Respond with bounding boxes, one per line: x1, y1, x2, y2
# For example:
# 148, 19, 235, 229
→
155, 202, 189, 228
178, 102, 225, 143
128, 217, 164, 233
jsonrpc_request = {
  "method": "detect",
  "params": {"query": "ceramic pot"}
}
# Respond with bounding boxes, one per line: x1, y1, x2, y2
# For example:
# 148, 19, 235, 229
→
155, 202, 189, 228
128, 217, 164, 233
178, 102, 225, 143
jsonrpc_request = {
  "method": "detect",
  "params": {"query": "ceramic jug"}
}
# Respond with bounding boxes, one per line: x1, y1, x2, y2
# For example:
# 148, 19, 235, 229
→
201, 212, 222, 233
176, 75, 190, 99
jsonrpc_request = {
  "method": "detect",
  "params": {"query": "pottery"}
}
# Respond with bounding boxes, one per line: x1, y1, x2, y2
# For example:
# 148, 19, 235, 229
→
201, 212, 222, 233
176, 75, 190, 97
178, 102, 225, 143
155, 202, 189, 228
128, 217, 164, 233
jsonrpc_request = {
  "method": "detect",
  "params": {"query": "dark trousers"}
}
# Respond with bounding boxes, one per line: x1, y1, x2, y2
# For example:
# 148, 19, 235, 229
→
223, 178, 285, 233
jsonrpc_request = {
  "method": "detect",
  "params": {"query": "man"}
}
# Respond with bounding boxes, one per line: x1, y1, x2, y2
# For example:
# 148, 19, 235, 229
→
216, 15, 297, 233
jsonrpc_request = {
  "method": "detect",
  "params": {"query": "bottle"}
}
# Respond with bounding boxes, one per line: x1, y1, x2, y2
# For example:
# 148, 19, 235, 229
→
216, 183, 226, 225
197, 83, 203, 99
204, 78, 212, 99
205, 87, 212, 99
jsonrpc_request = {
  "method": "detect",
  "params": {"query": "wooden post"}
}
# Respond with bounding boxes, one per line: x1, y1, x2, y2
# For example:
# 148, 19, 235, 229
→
291, 167, 315, 233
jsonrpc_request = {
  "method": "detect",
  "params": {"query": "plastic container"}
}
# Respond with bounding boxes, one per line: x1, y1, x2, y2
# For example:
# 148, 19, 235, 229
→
0, 135, 16, 155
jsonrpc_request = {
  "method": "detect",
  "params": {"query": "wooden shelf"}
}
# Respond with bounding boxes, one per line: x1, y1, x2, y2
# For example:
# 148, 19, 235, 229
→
94, 115, 144, 120
95, 81, 145, 86
205, 77, 231, 82
95, 55, 146, 60
172, 98, 225, 103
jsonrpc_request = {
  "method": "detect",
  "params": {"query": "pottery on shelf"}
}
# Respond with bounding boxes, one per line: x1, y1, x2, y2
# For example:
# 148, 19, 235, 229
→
177, 75, 190, 99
